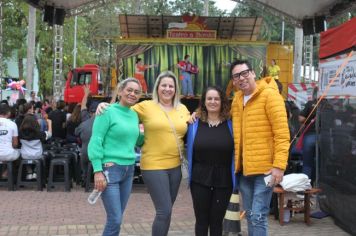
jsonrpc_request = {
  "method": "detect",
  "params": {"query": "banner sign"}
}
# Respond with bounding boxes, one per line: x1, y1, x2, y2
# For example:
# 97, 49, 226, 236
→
319, 53, 356, 97
167, 30, 216, 39
288, 83, 317, 109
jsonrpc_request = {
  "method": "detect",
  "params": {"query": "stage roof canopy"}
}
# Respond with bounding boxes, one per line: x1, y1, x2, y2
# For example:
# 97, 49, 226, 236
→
118, 15, 263, 41
25, 0, 355, 22
238, 0, 355, 24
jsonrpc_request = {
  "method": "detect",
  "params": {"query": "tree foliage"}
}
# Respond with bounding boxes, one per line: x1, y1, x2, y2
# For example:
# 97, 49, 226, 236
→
231, 3, 295, 42
2, 0, 28, 79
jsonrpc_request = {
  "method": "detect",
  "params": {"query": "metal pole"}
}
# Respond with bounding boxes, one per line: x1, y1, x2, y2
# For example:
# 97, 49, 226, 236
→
293, 27, 303, 83
204, 0, 209, 16
26, 5, 36, 92
73, 13, 77, 68
281, 20, 285, 45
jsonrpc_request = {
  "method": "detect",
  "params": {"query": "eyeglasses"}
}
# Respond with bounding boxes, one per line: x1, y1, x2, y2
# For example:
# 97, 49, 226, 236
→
232, 69, 251, 80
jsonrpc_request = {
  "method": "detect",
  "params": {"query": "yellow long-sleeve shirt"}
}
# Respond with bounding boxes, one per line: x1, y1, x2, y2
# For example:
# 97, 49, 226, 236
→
132, 100, 190, 170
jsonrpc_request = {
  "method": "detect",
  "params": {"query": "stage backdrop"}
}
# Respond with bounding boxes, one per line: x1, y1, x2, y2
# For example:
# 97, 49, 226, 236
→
120, 44, 266, 95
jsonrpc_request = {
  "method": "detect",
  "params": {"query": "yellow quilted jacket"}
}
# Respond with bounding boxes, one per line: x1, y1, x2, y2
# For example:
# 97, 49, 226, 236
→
231, 76, 290, 176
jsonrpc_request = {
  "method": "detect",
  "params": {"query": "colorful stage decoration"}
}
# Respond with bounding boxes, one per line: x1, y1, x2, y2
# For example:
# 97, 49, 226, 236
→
167, 15, 216, 40
6, 79, 27, 94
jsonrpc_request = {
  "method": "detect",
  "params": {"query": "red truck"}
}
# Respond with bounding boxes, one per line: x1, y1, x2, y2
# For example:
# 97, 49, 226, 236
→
64, 64, 104, 103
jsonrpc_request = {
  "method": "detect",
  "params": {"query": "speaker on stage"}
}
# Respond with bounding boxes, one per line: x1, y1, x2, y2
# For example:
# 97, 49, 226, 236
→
54, 8, 65, 25
302, 18, 314, 36
314, 16, 325, 33
43, 5, 54, 25
43, 5, 65, 26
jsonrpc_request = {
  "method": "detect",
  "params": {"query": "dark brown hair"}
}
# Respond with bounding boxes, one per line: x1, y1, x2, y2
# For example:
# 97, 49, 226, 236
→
69, 104, 81, 123
196, 86, 231, 122
19, 114, 41, 140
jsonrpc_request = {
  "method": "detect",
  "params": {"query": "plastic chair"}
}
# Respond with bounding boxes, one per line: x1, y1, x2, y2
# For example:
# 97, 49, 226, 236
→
0, 161, 16, 191
16, 159, 44, 191
47, 155, 72, 192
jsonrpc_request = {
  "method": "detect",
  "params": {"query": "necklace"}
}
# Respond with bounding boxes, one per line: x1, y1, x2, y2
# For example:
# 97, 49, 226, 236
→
207, 119, 221, 128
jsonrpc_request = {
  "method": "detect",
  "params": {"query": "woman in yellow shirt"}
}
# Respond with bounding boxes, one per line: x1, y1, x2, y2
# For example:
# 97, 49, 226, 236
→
97, 71, 190, 236
268, 59, 280, 81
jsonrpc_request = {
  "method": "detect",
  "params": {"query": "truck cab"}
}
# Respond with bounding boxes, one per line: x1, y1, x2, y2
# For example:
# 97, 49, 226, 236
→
64, 64, 103, 103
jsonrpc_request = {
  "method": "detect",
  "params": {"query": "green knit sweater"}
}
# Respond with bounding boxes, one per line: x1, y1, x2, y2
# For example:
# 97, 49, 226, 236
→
88, 103, 144, 172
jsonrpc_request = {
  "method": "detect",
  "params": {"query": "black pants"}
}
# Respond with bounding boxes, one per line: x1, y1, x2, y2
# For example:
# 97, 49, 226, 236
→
190, 181, 232, 236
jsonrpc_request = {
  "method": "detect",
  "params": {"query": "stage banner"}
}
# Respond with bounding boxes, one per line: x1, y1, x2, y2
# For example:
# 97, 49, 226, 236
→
167, 30, 216, 40
319, 53, 356, 97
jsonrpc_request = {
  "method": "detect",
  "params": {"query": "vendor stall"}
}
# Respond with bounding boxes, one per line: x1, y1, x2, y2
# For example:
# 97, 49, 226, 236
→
317, 17, 356, 235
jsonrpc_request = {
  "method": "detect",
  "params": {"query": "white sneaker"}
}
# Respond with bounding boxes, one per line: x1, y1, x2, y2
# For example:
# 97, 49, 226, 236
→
26, 173, 33, 180
31, 173, 37, 179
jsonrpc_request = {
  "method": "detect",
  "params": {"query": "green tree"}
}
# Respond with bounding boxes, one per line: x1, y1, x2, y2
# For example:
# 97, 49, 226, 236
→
232, 3, 295, 42
2, 0, 29, 80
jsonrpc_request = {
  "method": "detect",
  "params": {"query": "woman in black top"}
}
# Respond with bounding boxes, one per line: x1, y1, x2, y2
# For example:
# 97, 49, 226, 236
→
186, 86, 235, 236
66, 104, 81, 143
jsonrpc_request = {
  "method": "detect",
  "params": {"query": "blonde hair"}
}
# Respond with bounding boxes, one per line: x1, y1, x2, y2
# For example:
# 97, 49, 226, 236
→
152, 71, 181, 109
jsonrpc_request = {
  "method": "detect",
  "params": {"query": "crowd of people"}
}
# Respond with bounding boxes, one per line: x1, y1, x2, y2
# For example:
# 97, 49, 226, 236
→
0, 88, 99, 181
1, 59, 321, 236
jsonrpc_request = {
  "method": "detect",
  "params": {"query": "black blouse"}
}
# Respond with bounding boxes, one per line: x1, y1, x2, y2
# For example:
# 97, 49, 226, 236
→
192, 120, 234, 188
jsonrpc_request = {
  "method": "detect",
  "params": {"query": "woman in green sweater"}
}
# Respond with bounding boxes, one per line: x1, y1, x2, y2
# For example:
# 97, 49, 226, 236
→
88, 78, 144, 236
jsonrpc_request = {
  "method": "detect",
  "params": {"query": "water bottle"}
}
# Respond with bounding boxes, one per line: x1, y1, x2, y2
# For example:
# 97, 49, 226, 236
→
87, 189, 102, 205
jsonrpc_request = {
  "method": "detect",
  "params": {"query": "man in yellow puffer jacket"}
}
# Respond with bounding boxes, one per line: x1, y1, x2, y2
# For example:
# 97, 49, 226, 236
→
230, 60, 290, 236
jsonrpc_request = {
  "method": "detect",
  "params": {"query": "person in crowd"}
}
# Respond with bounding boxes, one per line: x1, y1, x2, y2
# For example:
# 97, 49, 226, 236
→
30, 91, 40, 102
75, 88, 99, 186
0, 104, 20, 179
34, 102, 43, 118
42, 99, 51, 112
177, 54, 195, 97
19, 113, 52, 180
268, 59, 280, 81
66, 104, 81, 143
299, 87, 318, 181
48, 100, 67, 139
268, 59, 283, 94
15, 102, 34, 129
80, 85, 92, 122
134, 57, 157, 95
66, 103, 77, 121
230, 60, 289, 236
97, 71, 190, 236
186, 86, 235, 236
88, 78, 144, 236
33, 101, 47, 132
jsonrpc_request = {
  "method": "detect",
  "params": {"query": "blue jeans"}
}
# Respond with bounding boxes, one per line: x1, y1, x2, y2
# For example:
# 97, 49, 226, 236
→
238, 174, 273, 236
101, 164, 134, 236
181, 71, 193, 96
302, 133, 316, 179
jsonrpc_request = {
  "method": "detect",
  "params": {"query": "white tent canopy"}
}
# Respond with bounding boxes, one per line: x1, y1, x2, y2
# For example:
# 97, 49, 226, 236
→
232, 0, 355, 26
25, 0, 355, 23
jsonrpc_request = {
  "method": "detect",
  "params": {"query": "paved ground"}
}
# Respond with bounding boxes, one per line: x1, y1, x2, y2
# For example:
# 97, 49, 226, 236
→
0, 181, 350, 236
